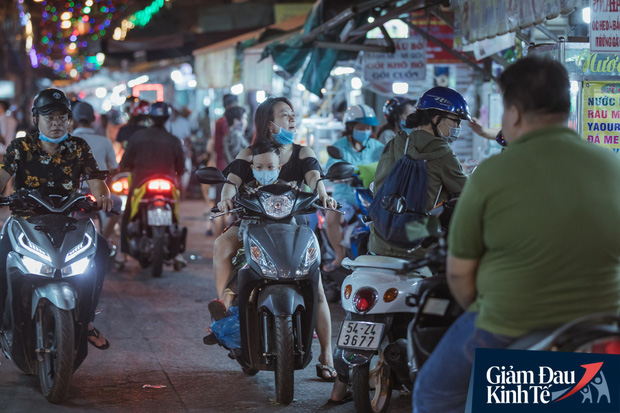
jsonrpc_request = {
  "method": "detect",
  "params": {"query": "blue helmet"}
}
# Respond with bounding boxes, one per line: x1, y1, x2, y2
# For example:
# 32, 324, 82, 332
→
343, 104, 379, 126
150, 101, 171, 120
415, 87, 472, 121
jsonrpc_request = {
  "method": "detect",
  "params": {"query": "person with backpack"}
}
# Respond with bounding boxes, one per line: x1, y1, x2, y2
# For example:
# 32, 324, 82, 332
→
367, 87, 471, 258
323, 104, 384, 272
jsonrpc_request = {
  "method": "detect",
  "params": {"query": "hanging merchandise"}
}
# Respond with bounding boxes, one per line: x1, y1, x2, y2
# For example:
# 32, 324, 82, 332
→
582, 81, 620, 156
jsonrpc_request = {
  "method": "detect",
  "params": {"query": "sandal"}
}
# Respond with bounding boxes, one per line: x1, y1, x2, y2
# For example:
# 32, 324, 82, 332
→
203, 333, 219, 346
327, 389, 353, 405
321, 261, 344, 273
87, 326, 110, 350
316, 363, 337, 382
208, 299, 227, 322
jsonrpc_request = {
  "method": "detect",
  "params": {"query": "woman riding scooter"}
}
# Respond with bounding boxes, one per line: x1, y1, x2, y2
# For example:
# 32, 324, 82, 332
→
209, 97, 340, 381
323, 104, 384, 273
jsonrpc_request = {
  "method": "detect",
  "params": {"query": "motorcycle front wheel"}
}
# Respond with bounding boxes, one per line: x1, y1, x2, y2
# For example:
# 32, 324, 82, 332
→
151, 227, 165, 278
274, 315, 294, 404
37, 304, 75, 404
352, 350, 393, 413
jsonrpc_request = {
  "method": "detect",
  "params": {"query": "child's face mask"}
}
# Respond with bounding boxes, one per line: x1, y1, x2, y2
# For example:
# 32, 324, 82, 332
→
252, 169, 279, 186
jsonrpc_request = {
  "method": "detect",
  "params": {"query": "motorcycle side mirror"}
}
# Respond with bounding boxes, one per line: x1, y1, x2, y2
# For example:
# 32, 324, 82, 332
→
323, 161, 354, 181
195, 166, 231, 185
381, 194, 407, 214
326, 145, 344, 160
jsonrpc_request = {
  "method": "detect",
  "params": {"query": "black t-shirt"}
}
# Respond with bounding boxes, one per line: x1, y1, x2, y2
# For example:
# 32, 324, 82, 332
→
120, 126, 185, 187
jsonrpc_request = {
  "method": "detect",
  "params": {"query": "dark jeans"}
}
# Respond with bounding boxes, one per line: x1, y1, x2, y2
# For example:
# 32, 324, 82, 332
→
0, 231, 109, 325
412, 312, 517, 413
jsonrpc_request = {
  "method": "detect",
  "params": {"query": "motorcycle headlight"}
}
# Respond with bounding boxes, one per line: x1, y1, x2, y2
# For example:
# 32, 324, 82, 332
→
65, 233, 94, 262
297, 237, 319, 277
21, 255, 55, 276
249, 238, 278, 279
259, 192, 295, 219
62, 256, 92, 276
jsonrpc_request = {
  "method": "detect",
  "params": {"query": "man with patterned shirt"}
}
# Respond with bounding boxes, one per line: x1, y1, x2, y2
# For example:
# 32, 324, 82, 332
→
0, 88, 113, 350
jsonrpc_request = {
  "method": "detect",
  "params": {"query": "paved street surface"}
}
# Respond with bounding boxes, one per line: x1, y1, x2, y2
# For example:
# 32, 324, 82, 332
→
0, 200, 412, 412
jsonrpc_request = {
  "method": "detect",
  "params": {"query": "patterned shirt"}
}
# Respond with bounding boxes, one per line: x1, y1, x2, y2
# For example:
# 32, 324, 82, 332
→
0, 133, 100, 196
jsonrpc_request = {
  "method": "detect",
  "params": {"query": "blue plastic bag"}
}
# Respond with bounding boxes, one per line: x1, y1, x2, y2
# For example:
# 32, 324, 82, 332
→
210, 306, 241, 349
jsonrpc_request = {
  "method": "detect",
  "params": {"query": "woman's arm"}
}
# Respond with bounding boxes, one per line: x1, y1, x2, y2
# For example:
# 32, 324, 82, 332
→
300, 146, 334, 208
218, 147, 252, 212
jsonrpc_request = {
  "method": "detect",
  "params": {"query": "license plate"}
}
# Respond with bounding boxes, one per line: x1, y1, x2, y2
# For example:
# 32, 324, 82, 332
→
147, 209, 172, 226
337, 321, 384, 350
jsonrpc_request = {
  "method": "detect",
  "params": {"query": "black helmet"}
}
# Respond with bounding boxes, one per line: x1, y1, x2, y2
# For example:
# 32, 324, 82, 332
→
32, 88, 72, 116
383, 96, 416, 123
150, 102, 171, 120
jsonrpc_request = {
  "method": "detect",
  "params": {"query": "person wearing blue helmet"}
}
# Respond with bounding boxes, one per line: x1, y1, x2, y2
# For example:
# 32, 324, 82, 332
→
368, 87, 471, 258
323, 104, 384, 272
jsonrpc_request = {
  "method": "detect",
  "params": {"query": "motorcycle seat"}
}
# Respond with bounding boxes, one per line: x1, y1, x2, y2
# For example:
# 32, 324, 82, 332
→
342, 255, 411, 271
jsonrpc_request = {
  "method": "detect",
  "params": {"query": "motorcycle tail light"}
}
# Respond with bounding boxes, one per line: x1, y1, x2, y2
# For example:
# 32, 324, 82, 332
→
147, 179, 173, 192
153, 200, 166, 207
577, 337, 620, 354
383, 288, 399, 303
344, 284, 352, 300
353, 288, 377, 313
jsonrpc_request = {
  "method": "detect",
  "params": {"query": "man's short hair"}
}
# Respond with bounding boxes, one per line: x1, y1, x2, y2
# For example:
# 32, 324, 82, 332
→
223, 94, 238, 109
498, 56, 570, 116
251, 140, 282, 157
0, 101, 9, 112
224, 106, 246, 127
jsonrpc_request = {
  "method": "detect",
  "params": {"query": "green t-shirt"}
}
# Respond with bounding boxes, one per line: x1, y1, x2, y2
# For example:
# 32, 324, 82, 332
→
449, 125, 620, 337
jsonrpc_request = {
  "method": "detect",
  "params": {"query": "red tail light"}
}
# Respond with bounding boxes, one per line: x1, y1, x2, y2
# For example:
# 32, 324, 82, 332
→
147, 179, 173, 192
353, 288, 378, 313
581, 337, 620, 354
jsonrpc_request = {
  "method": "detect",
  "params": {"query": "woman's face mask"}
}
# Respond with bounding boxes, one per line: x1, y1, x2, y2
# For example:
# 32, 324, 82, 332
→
438, 117, 461, 144
271, 123, 295, 145
400, 120, 413, 135
352, 128, 371, 144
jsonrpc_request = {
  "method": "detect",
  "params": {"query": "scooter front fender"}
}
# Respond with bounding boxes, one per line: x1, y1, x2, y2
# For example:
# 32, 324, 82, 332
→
31, 282, 77, 318
257, 284, 305, 316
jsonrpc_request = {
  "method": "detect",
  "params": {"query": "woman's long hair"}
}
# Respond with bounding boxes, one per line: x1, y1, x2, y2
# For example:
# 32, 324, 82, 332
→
252, 97, 294, 145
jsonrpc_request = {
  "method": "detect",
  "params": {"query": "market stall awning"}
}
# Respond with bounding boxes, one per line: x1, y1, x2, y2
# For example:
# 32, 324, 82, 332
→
192, 14, 306, 89
262, 0, 445, 97
454, 0, 579, 44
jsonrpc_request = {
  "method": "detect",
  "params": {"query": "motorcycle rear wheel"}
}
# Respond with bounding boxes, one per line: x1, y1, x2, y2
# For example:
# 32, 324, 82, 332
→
151, 227, 165, 278
37, 304, 75, 404
274, 315, 294, 404
352, 352, 393, 413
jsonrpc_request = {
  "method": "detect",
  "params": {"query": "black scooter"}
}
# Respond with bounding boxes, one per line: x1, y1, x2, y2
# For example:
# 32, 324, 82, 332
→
195, 162, 353, 405
0, 189, 110, 403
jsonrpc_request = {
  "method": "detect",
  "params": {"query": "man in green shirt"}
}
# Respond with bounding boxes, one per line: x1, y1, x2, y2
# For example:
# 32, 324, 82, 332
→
413, 56, 620, 413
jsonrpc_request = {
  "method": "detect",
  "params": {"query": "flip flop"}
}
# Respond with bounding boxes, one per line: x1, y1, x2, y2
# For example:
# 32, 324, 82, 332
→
316, 363, 337, 382
87, 326, 110, 350
326, 389, 353, 405
208, 299, 227, 322
321, 261, 344, 273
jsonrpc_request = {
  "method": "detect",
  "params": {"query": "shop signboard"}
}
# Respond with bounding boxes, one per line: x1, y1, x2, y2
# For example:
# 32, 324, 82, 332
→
590, 0, 620, 53
582, 81, 620, 155
452, 0, 579, 45
362, 36, 426, 84
410, 12, 461, 64
565, 47, 620, 78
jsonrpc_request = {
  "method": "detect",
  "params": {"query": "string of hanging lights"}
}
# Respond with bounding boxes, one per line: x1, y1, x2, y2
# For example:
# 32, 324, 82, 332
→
19, 0, 171, 80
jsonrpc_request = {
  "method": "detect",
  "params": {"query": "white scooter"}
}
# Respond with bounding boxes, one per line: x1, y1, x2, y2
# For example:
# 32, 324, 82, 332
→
333, 196, 462, 413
